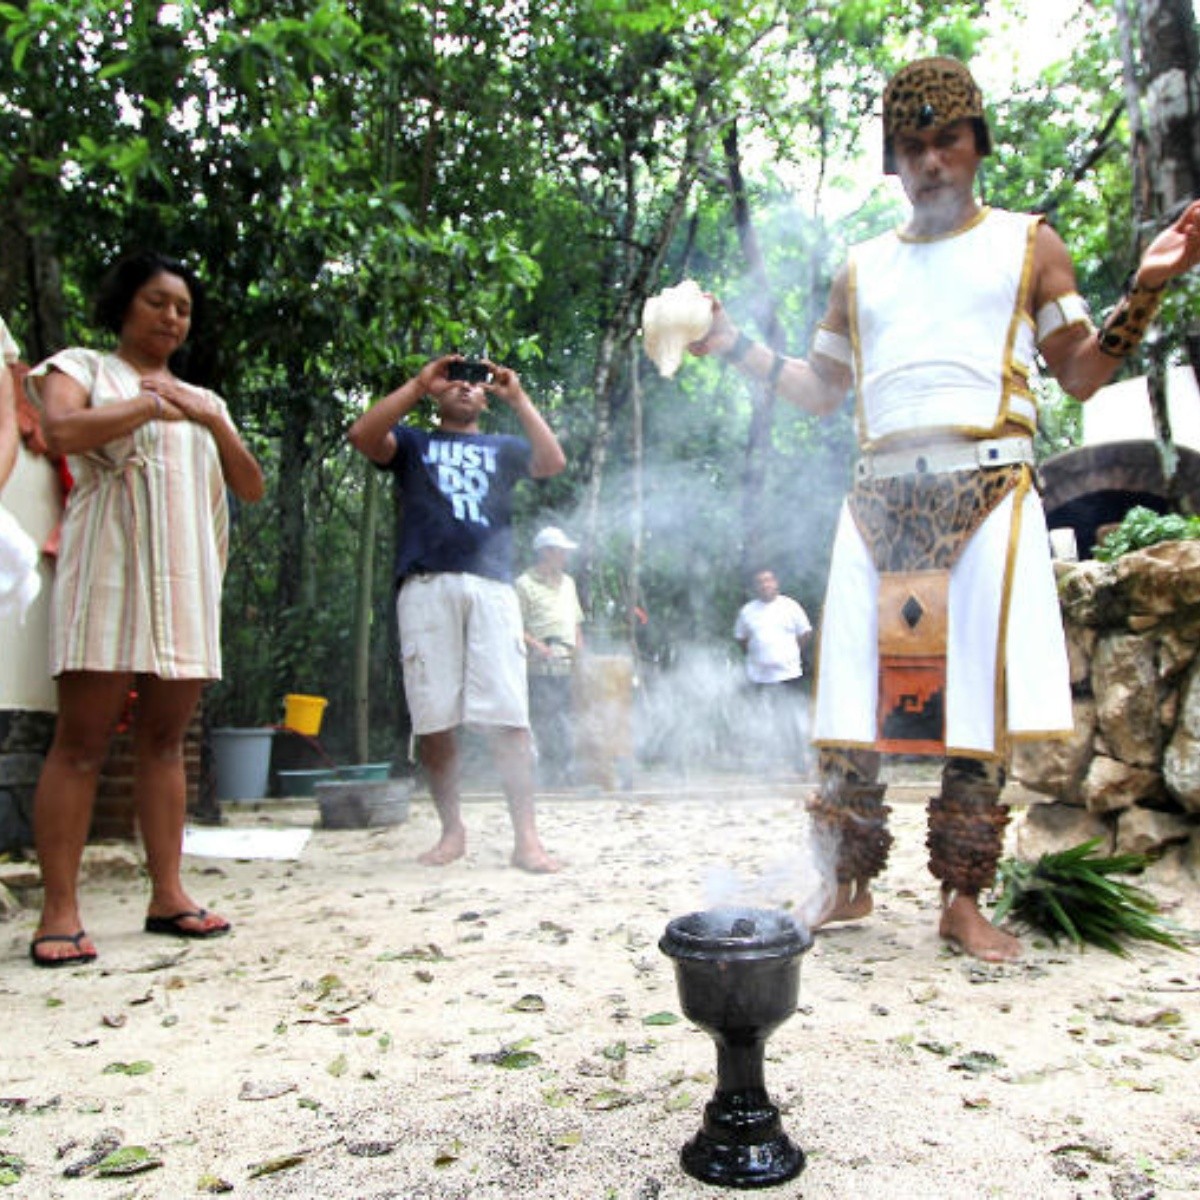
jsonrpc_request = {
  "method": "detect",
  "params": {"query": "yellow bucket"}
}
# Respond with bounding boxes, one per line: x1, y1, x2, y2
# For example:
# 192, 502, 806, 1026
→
283, 693, 328, 736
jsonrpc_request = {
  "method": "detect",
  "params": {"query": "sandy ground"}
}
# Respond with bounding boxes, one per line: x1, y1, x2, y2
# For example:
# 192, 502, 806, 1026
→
2, 772, 1199, 1200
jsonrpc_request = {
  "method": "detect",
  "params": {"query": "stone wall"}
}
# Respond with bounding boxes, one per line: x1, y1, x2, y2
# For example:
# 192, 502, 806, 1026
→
0, 707, 204, 854
0, 711, 56, 852
1011, 540, 1200, 878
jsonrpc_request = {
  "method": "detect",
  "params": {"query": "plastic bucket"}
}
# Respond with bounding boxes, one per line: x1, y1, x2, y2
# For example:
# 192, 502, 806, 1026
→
337, 762, 391, 782
277, 768, 337, 797
212, 727, 274, 802
283, 693, 328, 736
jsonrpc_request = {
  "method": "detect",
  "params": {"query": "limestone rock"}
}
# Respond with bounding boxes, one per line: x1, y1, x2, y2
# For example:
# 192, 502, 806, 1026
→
1158, 623, 1200, 682
0, 860, 41, 891
1079, 755, 1162, 814
1164, 660, 1200, 812
1114, 540, 1200, 614
1010, 698, 1095, 800
1058, 559, 1124, 628
1092, 633, 1160, 767
1065, 623, 1097, 690
1013, 801, 1111, 861
1113, 805, 1194, 857
0, 880, 21, 920
79, 844, 144, 883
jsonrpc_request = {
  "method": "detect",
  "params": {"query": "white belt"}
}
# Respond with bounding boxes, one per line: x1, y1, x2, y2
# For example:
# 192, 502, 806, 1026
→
855, 436, 1034, 481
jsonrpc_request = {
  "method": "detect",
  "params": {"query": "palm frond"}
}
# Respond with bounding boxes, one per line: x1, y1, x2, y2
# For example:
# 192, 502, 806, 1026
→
993, 840, 1189, 956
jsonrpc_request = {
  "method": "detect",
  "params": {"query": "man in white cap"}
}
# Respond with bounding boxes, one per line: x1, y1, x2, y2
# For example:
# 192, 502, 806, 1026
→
691, 56, 1200, 961
515, 526, 585, 786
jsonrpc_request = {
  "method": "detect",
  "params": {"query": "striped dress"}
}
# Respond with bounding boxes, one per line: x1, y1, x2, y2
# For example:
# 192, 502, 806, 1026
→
26, 349, 230, 679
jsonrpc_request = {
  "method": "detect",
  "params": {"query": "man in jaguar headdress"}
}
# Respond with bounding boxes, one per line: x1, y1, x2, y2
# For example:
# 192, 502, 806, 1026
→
692, 56, 1200, 960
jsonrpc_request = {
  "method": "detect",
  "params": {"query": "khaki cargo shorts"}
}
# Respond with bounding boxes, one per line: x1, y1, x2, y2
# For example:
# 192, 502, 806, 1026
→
397, 572, 529, 735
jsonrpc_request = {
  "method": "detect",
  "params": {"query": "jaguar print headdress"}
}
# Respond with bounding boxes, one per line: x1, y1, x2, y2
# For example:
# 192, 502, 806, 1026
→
882, 57, 992, 174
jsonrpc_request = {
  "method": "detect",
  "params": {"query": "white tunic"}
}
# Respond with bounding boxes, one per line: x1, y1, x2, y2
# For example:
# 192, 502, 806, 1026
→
813, 208, 1073, 759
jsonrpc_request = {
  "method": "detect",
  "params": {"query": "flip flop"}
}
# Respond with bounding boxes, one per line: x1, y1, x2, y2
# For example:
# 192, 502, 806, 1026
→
144, 909, 231, 939
29, 930, 97, 968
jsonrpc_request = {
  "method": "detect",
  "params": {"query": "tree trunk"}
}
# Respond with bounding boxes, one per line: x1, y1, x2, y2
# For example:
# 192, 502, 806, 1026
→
722, 121, 786, 577
578, 100, 714, 620
1137, 0, 1200, 217
1135, 0, 1200, 504
351, 463, 379, 763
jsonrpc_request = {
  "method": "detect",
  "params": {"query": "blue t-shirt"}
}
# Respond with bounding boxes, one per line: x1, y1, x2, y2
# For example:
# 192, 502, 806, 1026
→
383, 425, 533, 584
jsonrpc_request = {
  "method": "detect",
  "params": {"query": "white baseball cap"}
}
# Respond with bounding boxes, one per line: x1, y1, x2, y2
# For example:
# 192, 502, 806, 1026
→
533, 526, 579, 552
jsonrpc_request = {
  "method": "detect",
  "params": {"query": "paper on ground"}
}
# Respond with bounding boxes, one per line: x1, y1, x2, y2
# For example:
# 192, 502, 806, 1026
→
183, 825, 312, 861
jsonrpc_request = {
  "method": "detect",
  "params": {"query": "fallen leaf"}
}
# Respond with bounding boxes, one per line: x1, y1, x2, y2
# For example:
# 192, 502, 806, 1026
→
95, 1146, 162, 1177
238, 1080, 298, 1102
247, 1153, 307, 1178
101, 1061, 154, 1076
380, 945, 447, 963
951, 1051, 1002, 1075
512, 994, 546, 1013
553, 1130, 582, 1150
63, 1130, 121, 1178
434, 1138, 463, 1167
0, 1152, 25, 1187
495, 1050, 542, 1070
347, 1141, 396, 1157
584, 1089, 635, 1111
641, 1012, 680, 1027
327, 1054, 349, 1078
196, 1172, 234, 1193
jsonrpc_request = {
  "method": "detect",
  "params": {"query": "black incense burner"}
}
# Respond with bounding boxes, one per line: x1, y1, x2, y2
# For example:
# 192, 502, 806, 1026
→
659, 907, 812, 1189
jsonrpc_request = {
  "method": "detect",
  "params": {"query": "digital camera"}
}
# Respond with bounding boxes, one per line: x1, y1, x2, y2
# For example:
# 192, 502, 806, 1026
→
447, 359, 491, 384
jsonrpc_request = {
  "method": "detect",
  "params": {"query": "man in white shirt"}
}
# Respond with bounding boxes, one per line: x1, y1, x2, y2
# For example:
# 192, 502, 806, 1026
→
734, 569, 812, 773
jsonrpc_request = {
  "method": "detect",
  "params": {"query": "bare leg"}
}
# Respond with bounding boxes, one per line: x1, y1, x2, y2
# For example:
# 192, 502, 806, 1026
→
417, 729, 467, 865
939, 887, 1022, 962
929, 759, 1017, 961
31, 672, 132, 961
815, 879, 874, 926
490, 726, 561, 873
134, 676, 228, 935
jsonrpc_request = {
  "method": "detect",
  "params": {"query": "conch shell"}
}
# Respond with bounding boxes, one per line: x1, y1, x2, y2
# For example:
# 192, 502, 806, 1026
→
642, 280, 713, 378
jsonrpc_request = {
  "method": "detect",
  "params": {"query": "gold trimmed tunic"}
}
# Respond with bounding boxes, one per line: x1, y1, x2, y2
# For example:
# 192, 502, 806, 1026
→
812, 208, 1073, 759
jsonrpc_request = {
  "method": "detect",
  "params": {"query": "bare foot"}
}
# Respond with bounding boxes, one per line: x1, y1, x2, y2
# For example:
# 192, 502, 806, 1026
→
940, 892, 1021, 962
511, 847, 562, 874
814, 881, 873, 927
418, 830, 467, 866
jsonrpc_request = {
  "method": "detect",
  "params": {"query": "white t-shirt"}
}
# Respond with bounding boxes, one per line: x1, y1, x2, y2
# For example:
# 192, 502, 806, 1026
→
734, 595, 812, 684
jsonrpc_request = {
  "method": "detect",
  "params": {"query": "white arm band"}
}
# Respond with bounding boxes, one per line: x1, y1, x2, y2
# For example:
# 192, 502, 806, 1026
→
811, 325, 852, 366
1036, 293, 1093, 344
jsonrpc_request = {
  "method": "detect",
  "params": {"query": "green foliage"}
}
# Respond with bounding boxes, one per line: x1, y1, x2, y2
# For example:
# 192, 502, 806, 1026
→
994, 840, 1187, 956
0, 0, 1170, 757
1093, 506, 1200, 563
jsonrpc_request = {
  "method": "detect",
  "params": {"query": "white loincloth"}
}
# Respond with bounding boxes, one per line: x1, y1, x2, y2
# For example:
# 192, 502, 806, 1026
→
812, 480, 1072, 758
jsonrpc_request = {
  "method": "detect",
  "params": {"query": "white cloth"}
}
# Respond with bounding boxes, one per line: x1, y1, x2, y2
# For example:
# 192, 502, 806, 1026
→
734, 595, 812, 684
0, 315, 17, 365
849, 208, 1040, 446
0, 318, 39, 624
813, 473, 1073, 756
0, 502, 41, 623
